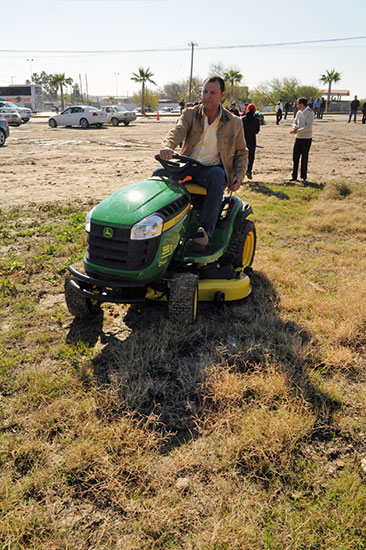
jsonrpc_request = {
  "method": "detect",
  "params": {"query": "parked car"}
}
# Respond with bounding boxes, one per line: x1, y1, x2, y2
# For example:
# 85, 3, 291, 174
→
133, 107, 152, 114
0, 100, 32, 123
48, 106, 108, 129
101, 105, 137, 126
0, 107, 22, 126
0, 119, 9, 146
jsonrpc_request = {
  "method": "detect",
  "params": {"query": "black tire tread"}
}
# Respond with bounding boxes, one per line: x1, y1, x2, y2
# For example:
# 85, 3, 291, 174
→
169, 273, 198, 324
64, 273, 101, 319
221, 219, 256, 268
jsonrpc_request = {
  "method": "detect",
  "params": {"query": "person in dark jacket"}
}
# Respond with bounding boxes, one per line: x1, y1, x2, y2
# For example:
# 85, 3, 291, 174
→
362, 102, 366, 124
242, 103, 260, 179
348, 95, 360, 123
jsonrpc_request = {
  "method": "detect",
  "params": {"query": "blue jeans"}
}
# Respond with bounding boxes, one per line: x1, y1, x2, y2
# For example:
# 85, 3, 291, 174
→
153, 164, 226, 238
348, 110, 357, 123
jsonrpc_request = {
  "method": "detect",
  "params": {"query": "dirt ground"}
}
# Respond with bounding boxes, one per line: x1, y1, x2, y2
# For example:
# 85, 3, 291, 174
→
1, 114, 365, 208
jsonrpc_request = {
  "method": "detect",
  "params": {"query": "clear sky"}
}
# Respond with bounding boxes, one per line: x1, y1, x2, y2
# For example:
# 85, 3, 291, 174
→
1, 0, 365, 99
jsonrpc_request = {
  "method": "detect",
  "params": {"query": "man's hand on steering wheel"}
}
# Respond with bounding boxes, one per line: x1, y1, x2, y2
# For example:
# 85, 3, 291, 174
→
159, 147, 175, 161
229, 176, 241, 192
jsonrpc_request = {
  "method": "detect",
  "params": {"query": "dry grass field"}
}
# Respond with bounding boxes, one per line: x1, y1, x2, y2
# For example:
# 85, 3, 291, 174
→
0, 115, 366, 549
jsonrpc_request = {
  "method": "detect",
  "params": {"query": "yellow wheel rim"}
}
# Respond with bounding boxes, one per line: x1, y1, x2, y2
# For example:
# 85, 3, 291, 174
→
242, 231, 255, 267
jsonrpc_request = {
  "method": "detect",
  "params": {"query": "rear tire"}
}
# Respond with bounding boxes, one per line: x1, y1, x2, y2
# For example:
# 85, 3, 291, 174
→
48, 118, 57, 128
169, 273, 198, 324
111, 117, 119, 126
64, 273, 101, 319
80, 118, 89, 129
0, 129, 6, 146
221, 219, 256, 269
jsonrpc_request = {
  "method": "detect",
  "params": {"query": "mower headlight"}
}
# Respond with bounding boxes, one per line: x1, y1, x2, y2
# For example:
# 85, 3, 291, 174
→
85, 207, 96, 233
130, 215, 163, 240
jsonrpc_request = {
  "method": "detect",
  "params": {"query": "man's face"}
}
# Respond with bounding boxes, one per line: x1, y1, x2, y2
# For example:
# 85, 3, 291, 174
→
202, 81, 225, 111
297, 100, 305, 111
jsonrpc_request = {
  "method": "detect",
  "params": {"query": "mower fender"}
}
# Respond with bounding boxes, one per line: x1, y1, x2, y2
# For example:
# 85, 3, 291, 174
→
234, 201, 253, 228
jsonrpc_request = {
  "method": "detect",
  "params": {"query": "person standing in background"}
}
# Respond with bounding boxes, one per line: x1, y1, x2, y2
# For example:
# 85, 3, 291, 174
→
289, 97, 314, 183
275, 99, 283, 125
284, 101, 290, 119
319, 97, 326, 119
242, 103, 260, 180
348, 95, 360, 123
241, 103, 249, 116
229, 102, 240, 116
313, 97, 321, 119
293, 98, 298, 119
362, 102, 366, 124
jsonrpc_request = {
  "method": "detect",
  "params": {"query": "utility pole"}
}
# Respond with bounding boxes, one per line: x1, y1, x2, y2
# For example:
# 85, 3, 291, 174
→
10, 76, 16, 85
85, 73, 89, 103
114, 72, 119, 100
79, 74, 84, 103
188, 41, 198, 103
26, 58, 34, 81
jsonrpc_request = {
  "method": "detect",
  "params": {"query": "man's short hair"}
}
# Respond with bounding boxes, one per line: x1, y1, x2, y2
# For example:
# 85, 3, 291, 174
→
298, 97, 308, 107
204, 75, 225, 92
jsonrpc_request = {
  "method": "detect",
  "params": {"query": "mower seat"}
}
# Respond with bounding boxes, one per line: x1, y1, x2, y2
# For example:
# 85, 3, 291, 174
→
185, 182, 207, 196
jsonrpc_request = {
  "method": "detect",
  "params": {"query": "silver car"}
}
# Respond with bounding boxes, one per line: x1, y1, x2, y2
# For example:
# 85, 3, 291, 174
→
0, 119, 9, 146
101, 105, 137, 126
0, 107, 22, 126
0, 101, 32, 123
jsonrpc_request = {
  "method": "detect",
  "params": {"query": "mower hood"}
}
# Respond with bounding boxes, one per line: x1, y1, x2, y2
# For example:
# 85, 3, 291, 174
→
90, 178, 186, 228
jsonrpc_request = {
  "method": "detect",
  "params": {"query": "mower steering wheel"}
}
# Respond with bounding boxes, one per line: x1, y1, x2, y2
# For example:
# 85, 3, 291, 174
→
155, 153, 203, 174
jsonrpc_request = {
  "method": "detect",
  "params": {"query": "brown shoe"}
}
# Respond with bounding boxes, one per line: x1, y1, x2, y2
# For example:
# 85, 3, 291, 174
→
193, 227, 209, 249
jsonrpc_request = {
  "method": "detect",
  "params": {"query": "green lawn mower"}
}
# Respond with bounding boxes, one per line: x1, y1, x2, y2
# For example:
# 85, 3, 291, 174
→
65, 154, 256, 323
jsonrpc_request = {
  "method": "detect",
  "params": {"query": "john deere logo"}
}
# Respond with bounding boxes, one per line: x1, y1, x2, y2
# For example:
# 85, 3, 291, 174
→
103, 227, 113, 238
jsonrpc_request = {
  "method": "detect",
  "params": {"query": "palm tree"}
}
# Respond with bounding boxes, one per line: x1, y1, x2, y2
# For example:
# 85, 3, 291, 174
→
49, 73, 73, 110
319, 69, 341, 112
223, 69, 243, 103
131, 67, 156, 115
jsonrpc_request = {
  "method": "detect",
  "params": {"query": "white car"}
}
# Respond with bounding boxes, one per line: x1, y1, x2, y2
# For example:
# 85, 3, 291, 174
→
0, 100, 32, 123
48, 106, 108, 129
0, 107, 22, 126
101, 105, 137, 126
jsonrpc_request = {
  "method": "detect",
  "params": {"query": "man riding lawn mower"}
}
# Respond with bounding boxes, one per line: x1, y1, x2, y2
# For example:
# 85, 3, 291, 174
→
64, 76, 257, 323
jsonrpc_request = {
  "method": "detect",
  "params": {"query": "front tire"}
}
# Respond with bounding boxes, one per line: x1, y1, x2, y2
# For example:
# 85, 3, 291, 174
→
221, 219, 256, 269
48, 118, 57, 128
169, 273, 198, 324
64, 273, 101, 319
123, 121, 130, 126
111, 117, 119, 127
80, 118, 89, 129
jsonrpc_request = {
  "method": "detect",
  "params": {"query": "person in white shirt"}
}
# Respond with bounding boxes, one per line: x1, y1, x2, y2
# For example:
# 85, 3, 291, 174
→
275, 99, 283, 125
289, 97, 314, 183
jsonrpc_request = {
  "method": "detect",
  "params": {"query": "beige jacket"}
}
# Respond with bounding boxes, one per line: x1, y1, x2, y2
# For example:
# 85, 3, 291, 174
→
162, 104, 248, 184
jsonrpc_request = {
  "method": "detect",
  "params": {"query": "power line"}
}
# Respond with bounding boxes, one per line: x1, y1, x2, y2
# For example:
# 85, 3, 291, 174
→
0, 36, 365, 56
